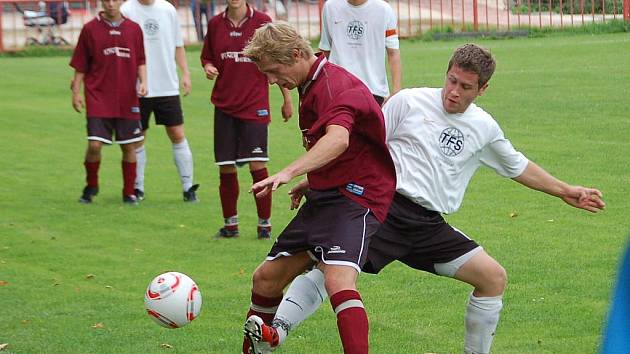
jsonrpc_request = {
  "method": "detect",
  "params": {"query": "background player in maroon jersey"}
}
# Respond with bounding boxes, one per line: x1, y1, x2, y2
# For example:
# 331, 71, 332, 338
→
201, 0, 292, 239
239, 22, 396, 354
70, 0, 147, 204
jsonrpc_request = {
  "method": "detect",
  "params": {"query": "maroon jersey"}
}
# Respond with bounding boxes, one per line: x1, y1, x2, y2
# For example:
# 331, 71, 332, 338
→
299, 55, 396, 223
70, 13, 145, 120
200, 6, 271, 123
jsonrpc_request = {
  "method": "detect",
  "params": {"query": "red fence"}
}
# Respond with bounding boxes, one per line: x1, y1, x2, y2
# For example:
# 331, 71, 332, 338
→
0, 0, 628, 52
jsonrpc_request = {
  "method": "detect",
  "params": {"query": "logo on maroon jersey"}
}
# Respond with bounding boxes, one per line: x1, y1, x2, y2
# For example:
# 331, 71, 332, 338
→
220, 51, 252, 63
229, 31, 242, 37
103, 47, 131, 58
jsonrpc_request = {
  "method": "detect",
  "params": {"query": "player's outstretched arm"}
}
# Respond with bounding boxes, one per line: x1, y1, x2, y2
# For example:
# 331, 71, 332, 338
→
512, 161, 605, 213
70, 71, 85, 113
279, 85, 293, 122
137, 64, 147, 97
251, 125, 349, 198
175, 46, 191, 96
387, 47, 402, 95
288, 178, 309, 210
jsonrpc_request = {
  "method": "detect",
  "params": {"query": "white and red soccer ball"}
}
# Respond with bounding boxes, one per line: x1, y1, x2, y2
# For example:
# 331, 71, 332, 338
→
144, 272, 202, 328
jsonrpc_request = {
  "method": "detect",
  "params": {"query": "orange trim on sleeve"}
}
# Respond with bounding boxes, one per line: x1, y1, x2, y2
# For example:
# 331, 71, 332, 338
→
385, 29, 397, 37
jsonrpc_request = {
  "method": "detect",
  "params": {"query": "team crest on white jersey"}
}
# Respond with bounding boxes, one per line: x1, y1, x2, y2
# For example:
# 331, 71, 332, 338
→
346, 20, 364, 40
144, 19, 159, 35
439, 127, 464, 157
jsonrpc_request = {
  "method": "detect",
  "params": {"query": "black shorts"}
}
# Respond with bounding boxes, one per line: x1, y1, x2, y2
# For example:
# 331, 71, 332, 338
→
214, 108, 268, 166
86, 118, 144, 145
363, 192, 480, 275
267, 189, 381, 273
139, 95, 184, 130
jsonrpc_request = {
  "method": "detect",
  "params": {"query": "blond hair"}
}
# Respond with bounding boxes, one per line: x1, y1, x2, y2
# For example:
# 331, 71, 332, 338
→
243, 21, 313, 64
447, 43, 496, 87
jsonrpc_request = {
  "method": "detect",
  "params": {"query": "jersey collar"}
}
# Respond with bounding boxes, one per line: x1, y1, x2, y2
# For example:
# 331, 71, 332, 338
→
300, 53, 327, 96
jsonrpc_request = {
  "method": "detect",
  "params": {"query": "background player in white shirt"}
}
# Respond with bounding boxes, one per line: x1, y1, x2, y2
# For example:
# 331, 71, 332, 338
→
122, 0, 199, 202
249, 43, 606, 354
319, 0, 401, 105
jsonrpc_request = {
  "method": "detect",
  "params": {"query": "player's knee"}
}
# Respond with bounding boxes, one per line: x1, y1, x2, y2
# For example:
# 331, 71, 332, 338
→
251, 264, 284, 295
166, 125, 185, 143
483, 263, 507, 294
87, 140, 102, 154
323, 271, 356, 296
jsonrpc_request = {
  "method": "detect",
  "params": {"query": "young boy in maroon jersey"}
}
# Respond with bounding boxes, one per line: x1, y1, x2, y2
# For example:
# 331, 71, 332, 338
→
201, 0, 292, 239
239, 22, 396, 354
70, 0, 147, 204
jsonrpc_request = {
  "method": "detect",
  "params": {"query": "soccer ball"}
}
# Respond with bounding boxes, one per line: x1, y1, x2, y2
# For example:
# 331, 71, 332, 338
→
144, 271, 202, 328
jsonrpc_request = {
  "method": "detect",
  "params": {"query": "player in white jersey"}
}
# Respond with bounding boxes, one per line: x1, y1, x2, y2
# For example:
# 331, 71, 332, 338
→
121, 0, 199, 202
245, 44, 606, 354
319, 0, 401, 105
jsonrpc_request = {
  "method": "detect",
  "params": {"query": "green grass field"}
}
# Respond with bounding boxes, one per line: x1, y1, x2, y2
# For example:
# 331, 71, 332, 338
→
1, 32, 629, 353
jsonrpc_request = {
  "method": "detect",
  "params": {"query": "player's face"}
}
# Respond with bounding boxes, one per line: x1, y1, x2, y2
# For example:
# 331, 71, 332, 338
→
255, 55, 303, 90
101, 0, 123, 18
442, 64, 488, 114
227, 0, 246, 10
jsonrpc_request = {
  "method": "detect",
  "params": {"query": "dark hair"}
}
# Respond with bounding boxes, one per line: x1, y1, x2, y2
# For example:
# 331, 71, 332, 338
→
447, 44, 495, 87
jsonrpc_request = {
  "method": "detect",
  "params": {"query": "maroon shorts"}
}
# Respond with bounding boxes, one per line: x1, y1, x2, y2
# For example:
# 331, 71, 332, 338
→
214, 108, 268, 166
86, 118, 144, 145
267, 189, 381, 273
363, 192, 479, 275
139, 95, 184, 130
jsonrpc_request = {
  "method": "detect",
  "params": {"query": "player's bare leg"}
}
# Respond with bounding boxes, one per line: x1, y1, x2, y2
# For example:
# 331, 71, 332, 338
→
249, 160, 271, 239
454, 249, 507, 354
244, 252, 314, 354
320, 263, 368, 354
166, 124, 198, 201
79, 140, 103, 203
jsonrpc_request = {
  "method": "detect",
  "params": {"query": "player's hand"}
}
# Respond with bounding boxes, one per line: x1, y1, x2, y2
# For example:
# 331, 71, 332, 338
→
204, 64, 219, 80
281, 100, 293, 122
288, 178, 309, 210
181, 73, 192, 96
562, 186, 605, 213
72, 93, 84, 113
251, 170, 293, 198
137, 82, 147, 97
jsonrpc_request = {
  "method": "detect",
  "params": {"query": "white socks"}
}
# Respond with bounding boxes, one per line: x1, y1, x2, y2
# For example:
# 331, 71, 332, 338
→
464, 293, 503, 354
273, 269, 327, 345
134, 145, 147, 191
172, 139, 194, 191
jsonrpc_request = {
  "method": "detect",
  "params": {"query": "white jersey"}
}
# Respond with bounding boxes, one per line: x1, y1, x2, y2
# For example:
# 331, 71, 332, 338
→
319, 0, 399, 98
121, 0, 183, 97
383, 88, 529, 214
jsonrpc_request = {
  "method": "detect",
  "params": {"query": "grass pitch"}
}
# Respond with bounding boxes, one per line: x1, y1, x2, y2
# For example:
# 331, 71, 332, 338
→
0, 32, 629, 353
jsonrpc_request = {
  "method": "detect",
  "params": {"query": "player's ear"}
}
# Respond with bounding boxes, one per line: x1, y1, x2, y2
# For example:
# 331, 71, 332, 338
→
478, 83, 488, 96
292, 48, 301, 60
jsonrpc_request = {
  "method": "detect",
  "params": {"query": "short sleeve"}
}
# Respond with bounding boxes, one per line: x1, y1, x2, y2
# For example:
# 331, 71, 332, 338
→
136, 27, 146, 65
200, 21, 213, 66
69, 27, 90, 72
384, 5, 399, 49
382, 90, 409, 142
173, 7, 184, 47
318, 3, 332, 51
479, 124, 529, 178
